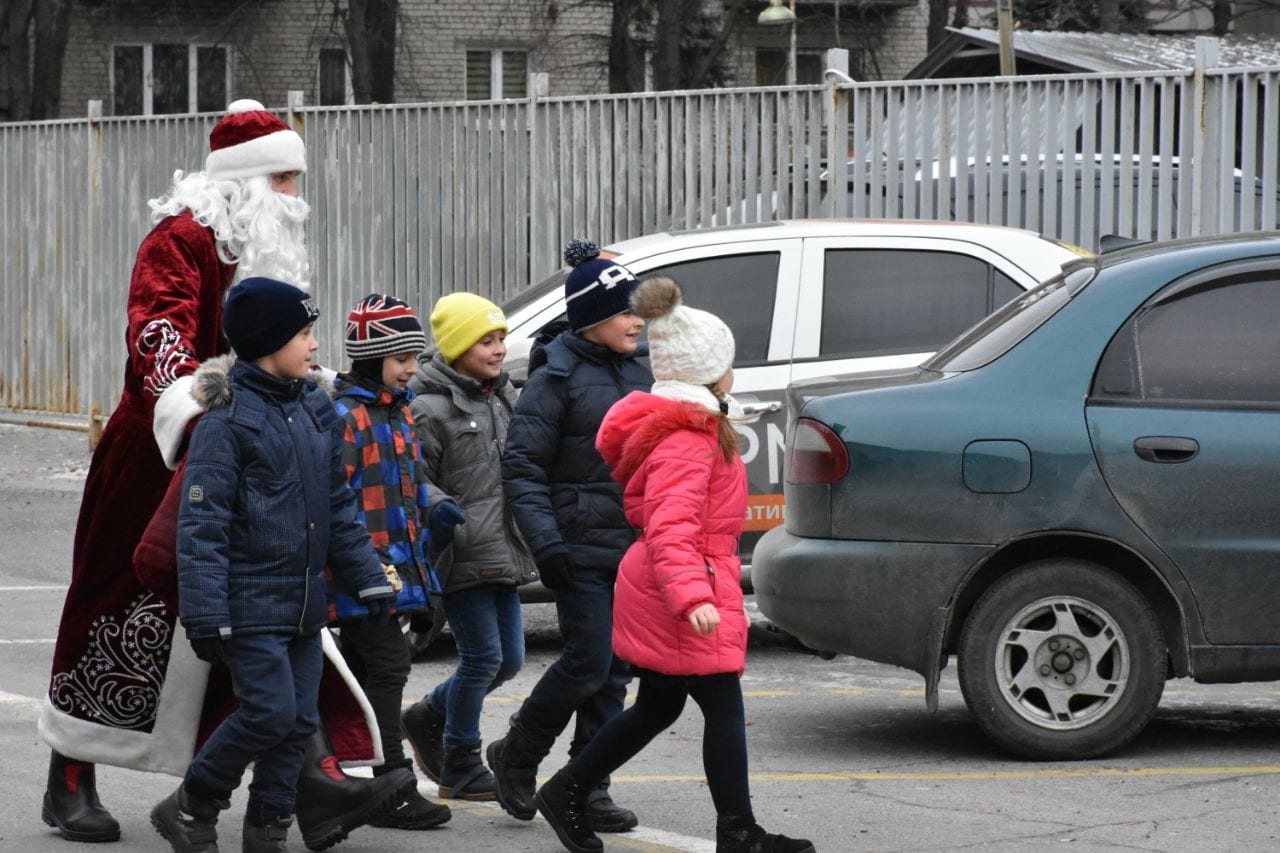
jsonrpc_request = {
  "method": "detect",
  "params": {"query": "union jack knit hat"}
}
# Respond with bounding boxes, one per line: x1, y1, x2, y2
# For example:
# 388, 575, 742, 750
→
345, 294, 428, 361
206, 99, 306, 181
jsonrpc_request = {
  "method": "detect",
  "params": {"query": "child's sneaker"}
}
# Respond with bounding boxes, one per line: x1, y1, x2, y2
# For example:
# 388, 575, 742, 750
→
370, 786, 452, 830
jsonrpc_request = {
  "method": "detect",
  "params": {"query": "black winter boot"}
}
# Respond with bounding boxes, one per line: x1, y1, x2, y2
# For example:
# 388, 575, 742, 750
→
400, 698, 446, 783
242, 815, 292, 853
715, 814, 816, 853
439, 742, 496, 800
150, 783, 229, 853
294, 729, 416, 851
368, 760, 452, 830
486, 718, 551, 821
585, 781, 639, 832
535, 768, 603, 853
41, 751, 121, 843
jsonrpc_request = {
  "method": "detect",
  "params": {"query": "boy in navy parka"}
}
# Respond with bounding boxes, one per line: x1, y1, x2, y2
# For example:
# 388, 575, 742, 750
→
152, 277, 396, 853
488, 241, 653, 832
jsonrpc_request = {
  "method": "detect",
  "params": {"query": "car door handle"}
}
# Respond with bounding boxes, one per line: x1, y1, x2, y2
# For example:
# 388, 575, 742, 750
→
740, 400, 783, 416
1133, 436, 1199, 463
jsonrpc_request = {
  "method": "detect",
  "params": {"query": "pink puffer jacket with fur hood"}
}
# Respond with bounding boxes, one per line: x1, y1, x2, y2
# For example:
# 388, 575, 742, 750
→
595, 390, 749, 676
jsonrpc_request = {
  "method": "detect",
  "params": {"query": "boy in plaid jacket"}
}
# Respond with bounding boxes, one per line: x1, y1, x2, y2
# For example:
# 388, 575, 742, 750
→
327, 294, 453, 830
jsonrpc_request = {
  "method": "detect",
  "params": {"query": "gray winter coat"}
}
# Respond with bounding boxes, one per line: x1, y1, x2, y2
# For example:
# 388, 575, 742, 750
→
408, 353, 537, 593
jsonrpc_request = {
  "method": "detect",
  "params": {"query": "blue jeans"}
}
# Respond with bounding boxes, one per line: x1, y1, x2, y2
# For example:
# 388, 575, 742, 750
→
517, 569, 631, 758
428, 585, 524, 748
184, 631, 323, 821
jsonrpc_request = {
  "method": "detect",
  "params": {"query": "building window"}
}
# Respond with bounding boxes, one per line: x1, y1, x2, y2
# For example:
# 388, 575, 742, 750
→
466, 49, 529, 100
112, 44, 228, 116
319, 48, 352, 106
754, 50, 843, 85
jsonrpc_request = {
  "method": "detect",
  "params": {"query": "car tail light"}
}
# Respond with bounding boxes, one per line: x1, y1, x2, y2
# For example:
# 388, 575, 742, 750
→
787, 418, 849, 484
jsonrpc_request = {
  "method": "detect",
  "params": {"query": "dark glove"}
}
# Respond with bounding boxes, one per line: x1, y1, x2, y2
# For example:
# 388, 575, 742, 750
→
429, 501, 467, 550
189, 637, 227, 665
363, 594, 394, 625
538, 553, 574, 591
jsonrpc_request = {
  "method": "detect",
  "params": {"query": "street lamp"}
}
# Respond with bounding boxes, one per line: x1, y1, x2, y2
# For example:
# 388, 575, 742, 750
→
757, 0, 797, 86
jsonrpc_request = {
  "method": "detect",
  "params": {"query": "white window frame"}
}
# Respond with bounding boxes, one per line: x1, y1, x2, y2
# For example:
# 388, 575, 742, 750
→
111, 42, 230, 115
466, 48, 529, 100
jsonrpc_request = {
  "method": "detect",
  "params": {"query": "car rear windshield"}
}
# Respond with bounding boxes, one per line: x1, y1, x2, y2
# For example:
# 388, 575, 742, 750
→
923, 265, 1096, 373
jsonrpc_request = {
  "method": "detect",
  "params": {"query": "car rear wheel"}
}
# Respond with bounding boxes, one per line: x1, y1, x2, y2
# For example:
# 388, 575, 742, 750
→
958, 559, 1165, 760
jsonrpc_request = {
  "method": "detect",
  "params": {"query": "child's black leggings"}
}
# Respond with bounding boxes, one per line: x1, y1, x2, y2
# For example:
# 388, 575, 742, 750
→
564, 668, 752, 816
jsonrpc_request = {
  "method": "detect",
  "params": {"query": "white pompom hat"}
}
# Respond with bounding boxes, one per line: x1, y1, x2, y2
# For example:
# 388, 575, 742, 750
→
205, 99, 306, 180
630, 277, 735, 386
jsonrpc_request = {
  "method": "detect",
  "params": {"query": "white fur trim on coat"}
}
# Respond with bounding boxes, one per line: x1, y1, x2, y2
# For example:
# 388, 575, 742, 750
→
320, 627, 384, 768
153, 374, 203, 471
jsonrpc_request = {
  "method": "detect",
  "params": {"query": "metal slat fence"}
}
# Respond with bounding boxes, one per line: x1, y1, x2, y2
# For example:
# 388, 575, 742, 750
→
2, 57, 1278, 425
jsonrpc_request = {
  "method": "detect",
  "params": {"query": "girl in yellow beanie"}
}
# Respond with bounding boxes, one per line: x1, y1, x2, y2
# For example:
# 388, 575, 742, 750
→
400, 292, 537, 801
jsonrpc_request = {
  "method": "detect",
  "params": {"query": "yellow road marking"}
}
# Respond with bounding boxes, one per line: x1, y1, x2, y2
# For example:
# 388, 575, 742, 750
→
607, 765, 1280, 784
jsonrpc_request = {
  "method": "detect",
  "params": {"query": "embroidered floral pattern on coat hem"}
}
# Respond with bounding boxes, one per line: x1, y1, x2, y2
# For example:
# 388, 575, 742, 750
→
50, 593, 171, 730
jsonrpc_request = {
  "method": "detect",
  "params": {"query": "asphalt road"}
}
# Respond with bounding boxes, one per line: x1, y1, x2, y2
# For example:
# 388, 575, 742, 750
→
5, 420, 1280, 852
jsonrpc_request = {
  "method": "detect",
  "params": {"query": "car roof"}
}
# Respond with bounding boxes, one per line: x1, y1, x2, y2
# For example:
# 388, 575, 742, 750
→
601, 218, 1054, 256
1091, 230, 1280, 271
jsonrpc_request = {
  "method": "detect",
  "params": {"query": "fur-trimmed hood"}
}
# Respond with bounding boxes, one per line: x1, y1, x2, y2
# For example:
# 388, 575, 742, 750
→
189, 354, 316, 409
190, 353, 237, 408
597, 391, 720, 486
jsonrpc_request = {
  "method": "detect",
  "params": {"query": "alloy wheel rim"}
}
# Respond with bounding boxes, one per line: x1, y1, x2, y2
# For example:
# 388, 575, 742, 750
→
993, 594, 1130, 731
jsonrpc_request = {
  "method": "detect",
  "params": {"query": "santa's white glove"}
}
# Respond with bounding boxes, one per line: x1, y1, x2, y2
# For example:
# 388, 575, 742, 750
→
153, 375, 204, 471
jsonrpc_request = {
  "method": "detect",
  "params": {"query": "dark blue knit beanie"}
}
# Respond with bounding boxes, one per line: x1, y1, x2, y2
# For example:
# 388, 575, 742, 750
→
222, 277, 319, 361
563, 239, 638, 332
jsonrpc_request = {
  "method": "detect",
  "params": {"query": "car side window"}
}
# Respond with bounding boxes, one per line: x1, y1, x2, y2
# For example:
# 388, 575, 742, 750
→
643, 252, 780, 364
820, 249, 995, 358
1093, 276, 1280, 405
993, 269, 1022, 308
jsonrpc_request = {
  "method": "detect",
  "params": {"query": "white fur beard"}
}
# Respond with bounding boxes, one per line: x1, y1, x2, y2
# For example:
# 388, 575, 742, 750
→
150, 172, 312, 292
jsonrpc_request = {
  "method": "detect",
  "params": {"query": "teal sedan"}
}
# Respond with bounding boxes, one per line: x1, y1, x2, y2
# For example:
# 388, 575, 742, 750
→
752, 232, 1280, 760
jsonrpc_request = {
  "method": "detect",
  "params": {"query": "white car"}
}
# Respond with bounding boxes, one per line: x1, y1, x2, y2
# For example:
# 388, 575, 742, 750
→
501, 219, 1088, 573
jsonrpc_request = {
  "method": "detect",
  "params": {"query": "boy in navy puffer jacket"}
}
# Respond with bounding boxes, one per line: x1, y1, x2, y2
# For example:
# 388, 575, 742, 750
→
488, 241, 653, 832
153, 277, 397, 853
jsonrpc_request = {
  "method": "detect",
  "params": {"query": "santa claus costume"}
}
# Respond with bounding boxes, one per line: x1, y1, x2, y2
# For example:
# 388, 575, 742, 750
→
39, 100, 415, 850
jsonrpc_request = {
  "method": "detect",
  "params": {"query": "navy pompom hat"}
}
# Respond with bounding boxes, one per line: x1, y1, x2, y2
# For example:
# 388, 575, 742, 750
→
222, 276, 319, 361
563, 239, 639, 332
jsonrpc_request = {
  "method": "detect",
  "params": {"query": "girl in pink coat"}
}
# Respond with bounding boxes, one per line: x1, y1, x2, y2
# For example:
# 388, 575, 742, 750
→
533, 278, 815, 853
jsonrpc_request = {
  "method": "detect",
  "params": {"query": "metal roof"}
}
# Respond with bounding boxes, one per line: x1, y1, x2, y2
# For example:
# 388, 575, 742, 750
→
933, 27, 1280, 74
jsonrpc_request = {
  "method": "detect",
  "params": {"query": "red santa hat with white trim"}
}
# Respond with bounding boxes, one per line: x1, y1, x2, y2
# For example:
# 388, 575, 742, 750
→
205, 99, 306, 180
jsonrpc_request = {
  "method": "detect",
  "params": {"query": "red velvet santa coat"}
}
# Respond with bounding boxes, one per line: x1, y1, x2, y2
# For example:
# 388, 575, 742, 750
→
595, 391, 749, 677
39, 212, 379, 775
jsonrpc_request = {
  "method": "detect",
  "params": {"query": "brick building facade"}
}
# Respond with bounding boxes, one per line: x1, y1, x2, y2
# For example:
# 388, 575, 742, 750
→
54, 0, 930, 119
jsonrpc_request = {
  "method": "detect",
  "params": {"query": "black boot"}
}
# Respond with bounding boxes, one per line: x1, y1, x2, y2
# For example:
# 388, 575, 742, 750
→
41, 751, 121, 843
242, 815, 292, 853
400, 698, 446, 784
439, 742, 495, 801
294, 729, 416, 851
150, 783, 228, 853
715, 814, 816, 853
585, 781, 638, 833
535, 768, 603, 853
486, 717, 551, 821
368, 760, 452, 830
